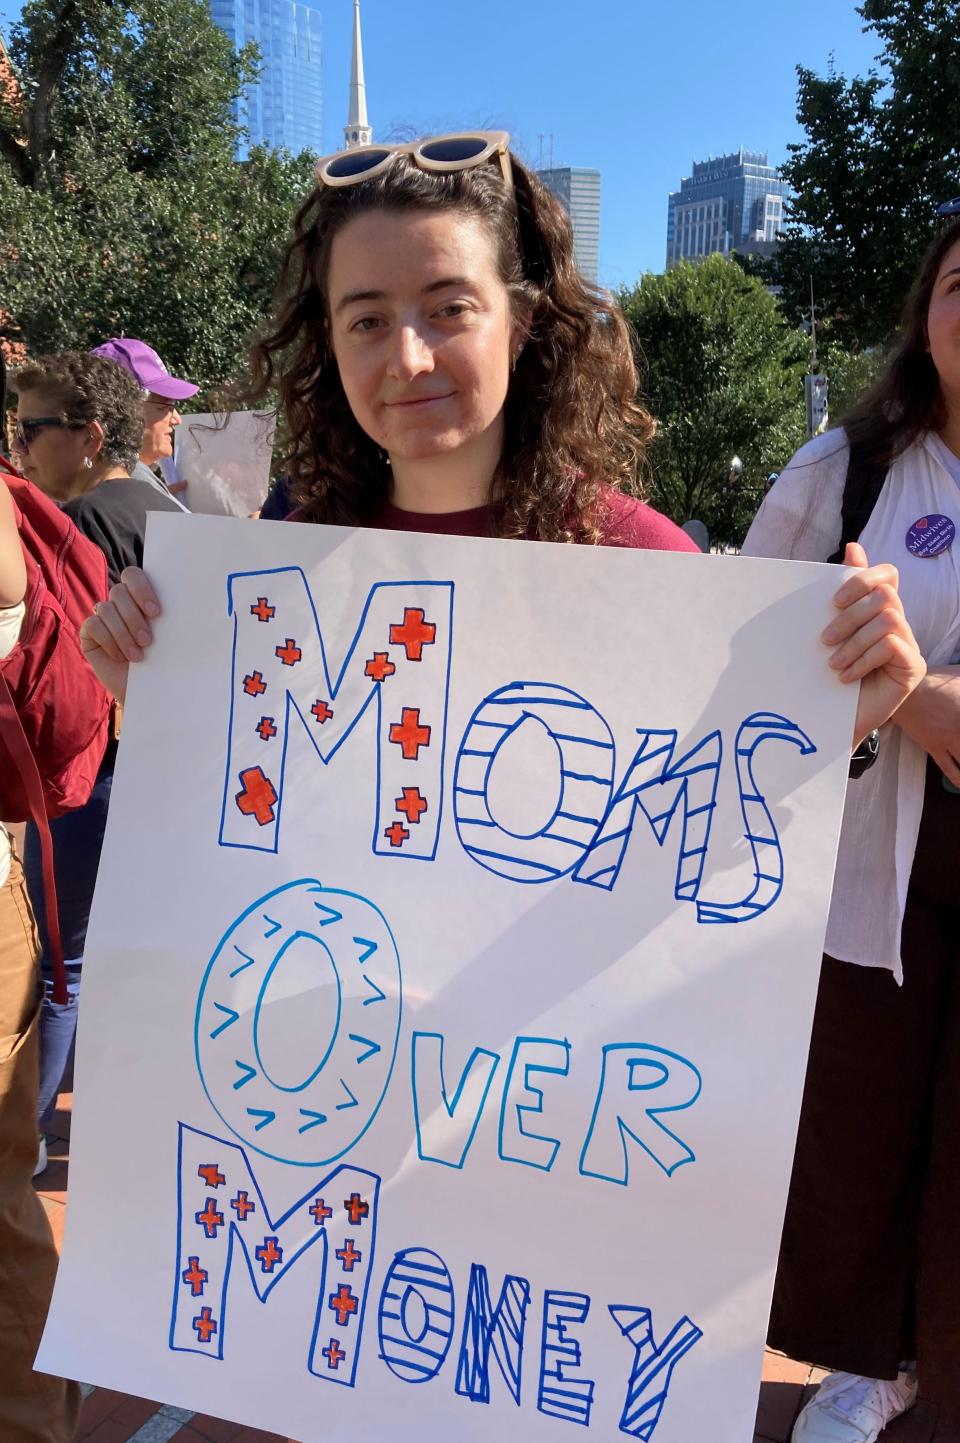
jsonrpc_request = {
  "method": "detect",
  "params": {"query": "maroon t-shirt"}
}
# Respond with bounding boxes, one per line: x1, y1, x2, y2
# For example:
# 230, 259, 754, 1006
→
372, 487, 699, 552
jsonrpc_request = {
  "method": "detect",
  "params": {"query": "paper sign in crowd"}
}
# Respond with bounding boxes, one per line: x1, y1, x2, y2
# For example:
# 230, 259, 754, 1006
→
39, 515, 854, 1442
174, 411, 276, 517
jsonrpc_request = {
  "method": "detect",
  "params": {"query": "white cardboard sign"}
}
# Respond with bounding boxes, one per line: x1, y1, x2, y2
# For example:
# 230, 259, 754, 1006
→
174, 411, 276, 517
39, 515, 853, 1443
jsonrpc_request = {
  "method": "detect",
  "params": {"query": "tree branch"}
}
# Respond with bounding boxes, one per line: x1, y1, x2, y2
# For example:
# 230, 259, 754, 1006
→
0, 124, 32, 186
25, 0, 84, 190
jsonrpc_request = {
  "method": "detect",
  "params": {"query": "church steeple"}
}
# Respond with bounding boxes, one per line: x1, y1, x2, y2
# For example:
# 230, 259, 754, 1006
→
344, 0, 372, 149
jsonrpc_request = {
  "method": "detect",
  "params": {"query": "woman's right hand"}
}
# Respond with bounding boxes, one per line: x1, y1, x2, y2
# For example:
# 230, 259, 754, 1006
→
894, 665, 960, 787
79, 566, 161, 703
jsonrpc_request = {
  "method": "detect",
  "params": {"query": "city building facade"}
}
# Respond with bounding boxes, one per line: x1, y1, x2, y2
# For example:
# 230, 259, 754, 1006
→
211, 0, 323, 156
536, 167, 601, 284
665, 149, 788, 268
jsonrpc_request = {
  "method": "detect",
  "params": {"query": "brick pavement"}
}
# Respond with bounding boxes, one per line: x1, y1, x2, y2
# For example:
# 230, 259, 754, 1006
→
34, 1087, 953, 1443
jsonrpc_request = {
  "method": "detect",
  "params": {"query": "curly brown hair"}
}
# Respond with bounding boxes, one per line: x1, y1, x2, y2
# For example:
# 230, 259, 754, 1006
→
246, 148, 655, 542
841, 217, 960, 468
13, 351, 144, 474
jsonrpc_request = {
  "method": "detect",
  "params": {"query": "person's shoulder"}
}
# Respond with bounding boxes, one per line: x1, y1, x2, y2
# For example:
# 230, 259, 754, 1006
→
597, 488, 701, 553
99, 478, 182, 515
64, 479, 180, 531
61, 490, 99, 523
741, 429, 848, 561
785, 428, 850, 476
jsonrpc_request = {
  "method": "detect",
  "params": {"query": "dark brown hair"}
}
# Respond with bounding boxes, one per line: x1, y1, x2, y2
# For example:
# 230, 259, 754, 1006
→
246, 149, 654, 542
841, 217, 960, 467
13, 351, 144, 473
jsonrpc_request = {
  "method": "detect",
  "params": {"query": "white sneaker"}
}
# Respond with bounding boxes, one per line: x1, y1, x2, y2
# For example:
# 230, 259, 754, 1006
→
792, 1368, 918, 1443
32, 1134, 48, 1178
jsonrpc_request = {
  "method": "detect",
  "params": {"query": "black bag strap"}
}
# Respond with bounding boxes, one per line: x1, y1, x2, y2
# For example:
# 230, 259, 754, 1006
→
828, 436, 889, 563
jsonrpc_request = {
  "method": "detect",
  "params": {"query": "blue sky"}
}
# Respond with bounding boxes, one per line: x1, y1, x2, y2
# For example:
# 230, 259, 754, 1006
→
0, 0, 881, 284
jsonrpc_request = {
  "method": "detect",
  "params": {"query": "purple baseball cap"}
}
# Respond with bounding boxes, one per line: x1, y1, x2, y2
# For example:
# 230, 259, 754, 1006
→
90, 337, 199, 401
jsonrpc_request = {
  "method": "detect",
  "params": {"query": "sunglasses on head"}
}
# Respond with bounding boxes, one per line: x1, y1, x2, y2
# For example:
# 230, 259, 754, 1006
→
937, 198, 960, 217
14, 416, 86, 450
314, 131, 513, 190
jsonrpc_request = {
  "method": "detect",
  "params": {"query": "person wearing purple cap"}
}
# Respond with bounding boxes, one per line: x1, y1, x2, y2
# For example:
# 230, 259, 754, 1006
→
90, 338, 197, 507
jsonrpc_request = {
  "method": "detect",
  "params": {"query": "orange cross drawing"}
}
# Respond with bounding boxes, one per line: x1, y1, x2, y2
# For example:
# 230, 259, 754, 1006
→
365, 652, 396, 682
389, 708, 431, 760
236, 767, 277, 826
344, 1192, 369, 1226
336, 1239, 362, 1272
196, 1199, 224, 1238
182, 1256, 208, 1296
255, 1236, 283, 1273
323, 1337, 347, 1369
329, 1283, 359, 1326
389, 608, 436, 661
396, 787, 427, 823
193, 1306, 217, 1343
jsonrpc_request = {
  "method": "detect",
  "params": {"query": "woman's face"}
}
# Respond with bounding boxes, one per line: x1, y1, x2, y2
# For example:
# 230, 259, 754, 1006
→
927, 236, 960, 410
14, 391, 94, 500
327, 208, 523, 470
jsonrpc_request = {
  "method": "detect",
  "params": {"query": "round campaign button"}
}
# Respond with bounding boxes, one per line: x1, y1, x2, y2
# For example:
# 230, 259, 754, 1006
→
905, 514, 956, 558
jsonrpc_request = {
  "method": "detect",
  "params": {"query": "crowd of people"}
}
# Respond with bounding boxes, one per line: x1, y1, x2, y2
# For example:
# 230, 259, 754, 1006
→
0, 132, 957, 1443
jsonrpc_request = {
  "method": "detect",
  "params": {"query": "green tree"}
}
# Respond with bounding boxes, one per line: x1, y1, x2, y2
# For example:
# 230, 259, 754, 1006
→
0, 0, 315, 396
773, 0, 960, 348
818, 338, 885, 421
621, 257, 807, 545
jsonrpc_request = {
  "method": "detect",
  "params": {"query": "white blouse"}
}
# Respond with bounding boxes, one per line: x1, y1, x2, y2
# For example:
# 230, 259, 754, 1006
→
742, 431, 960, 980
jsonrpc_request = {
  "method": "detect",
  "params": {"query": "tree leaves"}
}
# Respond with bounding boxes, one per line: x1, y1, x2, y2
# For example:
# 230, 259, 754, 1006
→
772, 0, 960, 348
621, 257, 808, 546
0, 0, 314, 397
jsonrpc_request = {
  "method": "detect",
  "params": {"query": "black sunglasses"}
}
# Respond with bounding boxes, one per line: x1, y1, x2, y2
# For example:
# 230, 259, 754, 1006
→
14, 416, 86, 450
936, 197, 960, 217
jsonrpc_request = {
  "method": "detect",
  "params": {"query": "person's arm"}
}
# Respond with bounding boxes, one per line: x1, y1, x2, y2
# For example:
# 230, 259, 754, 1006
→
821, 542, 925, 749
742, 438, 925, 748
892, 665, 960, 787
0, 481, 27, 609
79, 566, 159, 702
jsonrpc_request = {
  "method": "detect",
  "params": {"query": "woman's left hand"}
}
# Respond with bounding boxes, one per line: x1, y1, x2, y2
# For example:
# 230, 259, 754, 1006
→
822, 543, 926, 748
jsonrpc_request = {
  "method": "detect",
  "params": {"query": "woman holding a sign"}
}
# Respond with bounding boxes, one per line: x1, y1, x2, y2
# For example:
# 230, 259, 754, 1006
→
77, 129, 928, 1443
744, 215, 960, 1443
82, 132, 920, 750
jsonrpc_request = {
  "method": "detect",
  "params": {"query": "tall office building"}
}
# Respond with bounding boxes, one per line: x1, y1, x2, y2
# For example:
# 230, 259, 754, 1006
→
211, 0, 323, 156
665, 149, 788, 269
536, 167, 601, 283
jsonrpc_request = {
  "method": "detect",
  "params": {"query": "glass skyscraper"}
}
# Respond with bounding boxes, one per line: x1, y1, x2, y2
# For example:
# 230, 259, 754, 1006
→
536, 168, 601, 283
211, 0, 323, 156
665, 149, 788, 269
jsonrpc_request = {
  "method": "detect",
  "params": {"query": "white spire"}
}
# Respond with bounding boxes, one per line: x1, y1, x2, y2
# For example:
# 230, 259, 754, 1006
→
344, 0, 372, 149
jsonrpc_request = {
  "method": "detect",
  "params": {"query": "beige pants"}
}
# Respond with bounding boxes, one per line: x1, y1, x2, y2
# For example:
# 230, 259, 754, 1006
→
0, 851, 80, 1442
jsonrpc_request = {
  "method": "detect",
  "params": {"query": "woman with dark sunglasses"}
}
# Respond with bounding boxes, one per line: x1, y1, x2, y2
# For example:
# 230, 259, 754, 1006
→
10, 352, 182, 1163
12, 352, 182, 583
743, 218, 960, 1442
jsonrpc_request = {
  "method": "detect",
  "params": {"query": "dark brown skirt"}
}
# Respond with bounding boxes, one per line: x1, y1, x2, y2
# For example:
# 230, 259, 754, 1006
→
769, 761, 960, 1422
